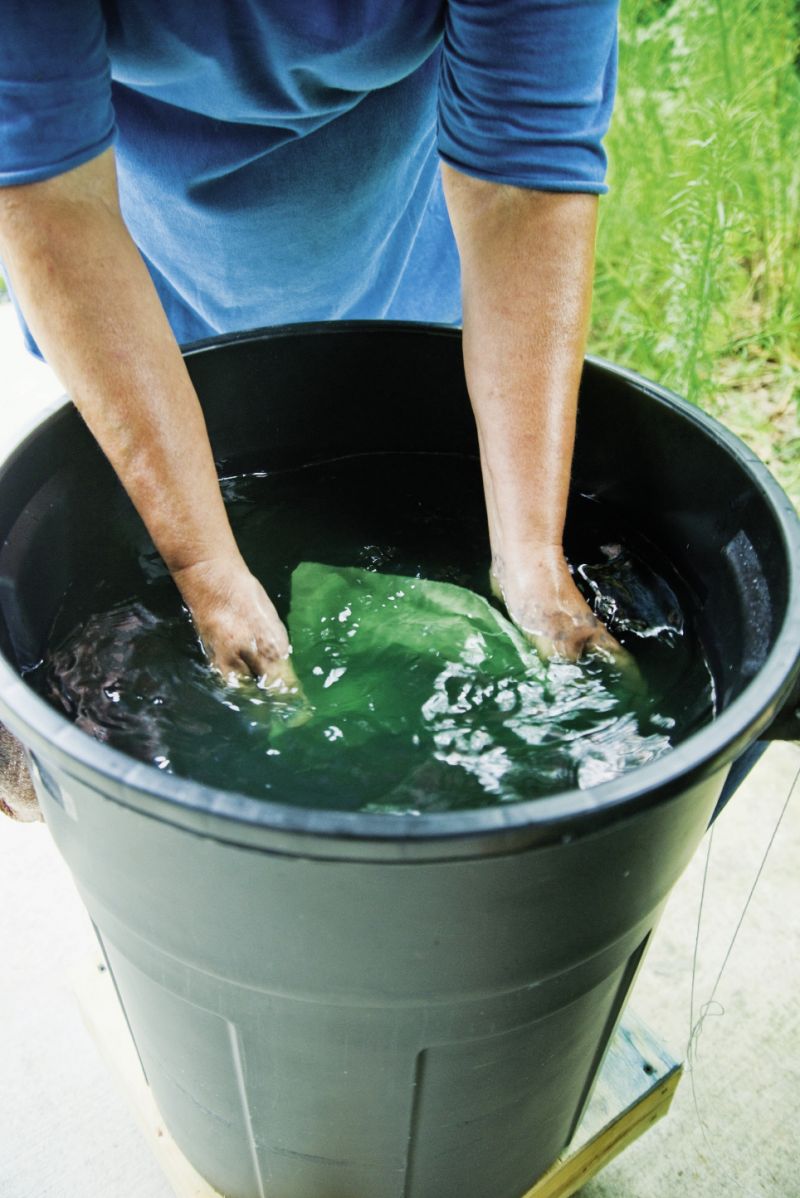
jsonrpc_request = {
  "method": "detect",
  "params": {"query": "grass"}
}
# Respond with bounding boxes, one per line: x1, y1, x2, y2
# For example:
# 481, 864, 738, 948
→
592, 0, 800, 506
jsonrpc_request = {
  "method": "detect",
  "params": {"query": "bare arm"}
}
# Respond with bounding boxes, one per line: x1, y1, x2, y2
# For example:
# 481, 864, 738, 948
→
442, 164, 620, 660
0, 149, 292, 683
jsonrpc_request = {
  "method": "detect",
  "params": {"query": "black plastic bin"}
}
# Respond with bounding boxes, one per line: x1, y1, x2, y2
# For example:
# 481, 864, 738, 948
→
0, 323, 798, 1198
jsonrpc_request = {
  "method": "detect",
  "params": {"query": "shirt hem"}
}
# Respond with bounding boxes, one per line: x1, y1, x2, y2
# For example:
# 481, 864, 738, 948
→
0, 129, 116, 188
437, 152, 609, 196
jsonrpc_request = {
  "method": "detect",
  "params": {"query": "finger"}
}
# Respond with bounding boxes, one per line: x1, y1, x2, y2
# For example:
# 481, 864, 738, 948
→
247, 650, 314, 727
583, 626, 624, 662
237, 640, 300, 694
527, 630, 561, 661
259, 655, 302, 695
586, 630, 646, 695
488, 566, 503, 603
204, 643, 250, 681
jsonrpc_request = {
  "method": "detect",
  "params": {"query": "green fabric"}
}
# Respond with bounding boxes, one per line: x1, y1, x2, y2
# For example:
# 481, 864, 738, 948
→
269, 561, 561, 811
285, 561, 544, 748
269, 561, 668, 812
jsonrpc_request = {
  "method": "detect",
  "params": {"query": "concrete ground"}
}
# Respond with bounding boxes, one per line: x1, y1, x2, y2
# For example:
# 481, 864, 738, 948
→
1, 303, 798, 1197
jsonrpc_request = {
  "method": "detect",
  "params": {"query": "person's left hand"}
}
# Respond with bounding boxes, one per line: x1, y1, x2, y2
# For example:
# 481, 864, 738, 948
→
490, 545, 630, 665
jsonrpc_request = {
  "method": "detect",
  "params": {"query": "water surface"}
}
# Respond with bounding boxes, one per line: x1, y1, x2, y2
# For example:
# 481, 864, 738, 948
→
29, 453, 715, 812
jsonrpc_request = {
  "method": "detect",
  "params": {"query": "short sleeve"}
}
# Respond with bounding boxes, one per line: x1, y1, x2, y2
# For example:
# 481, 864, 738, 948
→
438, 0, 619, 193
0, 1, 115, 186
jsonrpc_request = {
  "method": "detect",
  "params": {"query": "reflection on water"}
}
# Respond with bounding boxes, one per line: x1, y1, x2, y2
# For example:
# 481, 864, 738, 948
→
28, 454, 715, 813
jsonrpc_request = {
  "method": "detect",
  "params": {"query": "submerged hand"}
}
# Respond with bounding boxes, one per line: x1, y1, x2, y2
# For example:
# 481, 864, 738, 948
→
490, 546, 630, 666
172, 556, 299, 690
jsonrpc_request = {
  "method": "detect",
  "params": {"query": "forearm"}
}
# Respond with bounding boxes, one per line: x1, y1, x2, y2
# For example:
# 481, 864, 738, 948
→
0, 150, 240, 587
441, 165, 624, 662
441, 164, 597, 568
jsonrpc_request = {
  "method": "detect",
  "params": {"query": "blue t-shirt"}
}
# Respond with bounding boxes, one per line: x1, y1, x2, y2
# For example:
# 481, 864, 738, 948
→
0, 1, 618, 346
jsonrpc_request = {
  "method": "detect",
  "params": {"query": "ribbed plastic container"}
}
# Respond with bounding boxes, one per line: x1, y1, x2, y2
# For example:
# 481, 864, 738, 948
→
1, 324, 798, 1198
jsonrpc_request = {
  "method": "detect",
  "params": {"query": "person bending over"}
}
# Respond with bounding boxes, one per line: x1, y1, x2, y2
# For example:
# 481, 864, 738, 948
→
0, 0, 621, 817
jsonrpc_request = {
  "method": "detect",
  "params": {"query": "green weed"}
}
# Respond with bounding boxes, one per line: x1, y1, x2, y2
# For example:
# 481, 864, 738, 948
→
593, 0, 800, 505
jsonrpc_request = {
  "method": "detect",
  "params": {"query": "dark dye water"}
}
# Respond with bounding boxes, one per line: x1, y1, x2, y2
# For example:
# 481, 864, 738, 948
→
28, 453, 715, 813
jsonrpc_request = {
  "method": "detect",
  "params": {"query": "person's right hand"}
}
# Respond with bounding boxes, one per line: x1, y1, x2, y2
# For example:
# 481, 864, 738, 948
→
172, 555, 299, 690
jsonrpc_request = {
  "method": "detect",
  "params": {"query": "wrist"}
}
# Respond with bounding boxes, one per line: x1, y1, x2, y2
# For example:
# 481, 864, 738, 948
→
170, 549, 249, 609
491, 541, 568, 584
490, 543, 578, 616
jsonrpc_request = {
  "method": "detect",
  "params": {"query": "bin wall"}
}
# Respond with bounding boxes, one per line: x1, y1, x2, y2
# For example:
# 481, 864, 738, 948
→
36, 760, 723, 1198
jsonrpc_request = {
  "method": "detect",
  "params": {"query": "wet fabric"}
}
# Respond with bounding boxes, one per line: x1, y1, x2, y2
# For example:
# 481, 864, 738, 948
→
285, 560, 543, 746
281, 561, 675, 808
0, 1, 619, 349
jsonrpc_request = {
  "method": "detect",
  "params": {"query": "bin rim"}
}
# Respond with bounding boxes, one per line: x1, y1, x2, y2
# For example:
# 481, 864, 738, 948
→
1, 320, 799, 854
